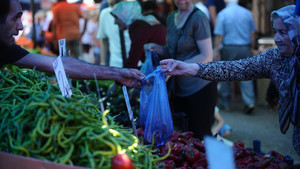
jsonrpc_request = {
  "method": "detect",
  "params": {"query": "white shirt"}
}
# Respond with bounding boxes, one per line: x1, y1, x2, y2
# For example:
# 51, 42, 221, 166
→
80, 19, 98, 45
195, 2, 210, 21
96, 7, 131, 68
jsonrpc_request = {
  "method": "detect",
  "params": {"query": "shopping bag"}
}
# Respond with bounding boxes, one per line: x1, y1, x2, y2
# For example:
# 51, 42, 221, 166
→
140, 50, 159, 76
140, 67, 174, 146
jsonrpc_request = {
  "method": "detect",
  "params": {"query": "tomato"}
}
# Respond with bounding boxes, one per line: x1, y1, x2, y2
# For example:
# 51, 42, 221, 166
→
111, 153, 134, 169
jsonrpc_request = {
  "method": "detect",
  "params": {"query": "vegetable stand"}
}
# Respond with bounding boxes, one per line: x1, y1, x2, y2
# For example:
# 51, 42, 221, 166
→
1, 68, 299, 169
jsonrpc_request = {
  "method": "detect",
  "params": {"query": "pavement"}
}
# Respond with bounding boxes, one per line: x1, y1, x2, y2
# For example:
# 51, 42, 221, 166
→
220, 96, 300, 164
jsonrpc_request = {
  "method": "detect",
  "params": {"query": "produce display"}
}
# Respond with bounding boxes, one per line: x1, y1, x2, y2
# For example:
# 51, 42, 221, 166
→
74, 80, 140, 128
137, 128, 300, 169
0, 68, 160, 169
1, 67, 300, 169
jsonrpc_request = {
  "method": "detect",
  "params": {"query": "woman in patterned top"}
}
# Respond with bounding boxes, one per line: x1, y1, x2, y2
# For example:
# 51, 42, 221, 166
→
159, 5, 300, 156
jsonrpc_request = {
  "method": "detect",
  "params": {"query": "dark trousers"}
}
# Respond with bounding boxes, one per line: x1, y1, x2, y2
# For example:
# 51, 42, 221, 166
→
174, 82, 218, 140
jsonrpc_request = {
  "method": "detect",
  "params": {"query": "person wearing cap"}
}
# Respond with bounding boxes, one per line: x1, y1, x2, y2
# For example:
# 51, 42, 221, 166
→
160, 4, 300, 155
0, 0, 145, 88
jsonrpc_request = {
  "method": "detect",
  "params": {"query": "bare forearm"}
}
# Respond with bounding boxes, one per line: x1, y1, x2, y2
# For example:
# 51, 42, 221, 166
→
15, 54, 122, 81
185, 38, 213, 63
62, 56, 122, 81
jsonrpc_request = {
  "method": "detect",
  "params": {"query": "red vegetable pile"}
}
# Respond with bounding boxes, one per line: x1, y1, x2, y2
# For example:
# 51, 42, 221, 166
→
137, 128, 300, 169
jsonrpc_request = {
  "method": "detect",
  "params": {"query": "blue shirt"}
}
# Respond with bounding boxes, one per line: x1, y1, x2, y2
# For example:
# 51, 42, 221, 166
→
214, 3, 256, 45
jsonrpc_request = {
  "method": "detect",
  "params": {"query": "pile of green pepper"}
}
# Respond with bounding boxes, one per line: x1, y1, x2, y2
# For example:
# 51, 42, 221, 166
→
0, 68, 160, 169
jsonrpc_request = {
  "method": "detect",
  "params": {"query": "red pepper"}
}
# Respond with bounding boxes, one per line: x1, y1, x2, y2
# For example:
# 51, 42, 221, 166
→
176, 161, 189, 169
159, 160, 176, 169
184, 145, 201, 163
268, 150, 284, 161
170, 131, 181, 142
189, 138, 205, 152
235, 156, 254, 166
167, 154, 184, 163
178, 138, 191, 145
253, 158, 271, 169
159, 142, 174, 157
192, 166, 205, 169
191, 153, 207, 169
265, 163, 284, 169
181, 131, 194, 139
233, 146, 248, 160
234, 141, 245, 149
171, 143, 185, 156
111, 153, 134, 169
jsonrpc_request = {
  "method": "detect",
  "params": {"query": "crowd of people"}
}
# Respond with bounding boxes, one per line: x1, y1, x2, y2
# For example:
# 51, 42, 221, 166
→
2, 0, 300, 156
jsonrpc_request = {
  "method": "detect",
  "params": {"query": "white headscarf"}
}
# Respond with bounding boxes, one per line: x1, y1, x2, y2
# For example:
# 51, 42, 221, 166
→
111, 1, 159, 27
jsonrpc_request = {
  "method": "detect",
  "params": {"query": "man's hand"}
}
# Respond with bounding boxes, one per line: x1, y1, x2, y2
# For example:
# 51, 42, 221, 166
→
117, 68, 145, 88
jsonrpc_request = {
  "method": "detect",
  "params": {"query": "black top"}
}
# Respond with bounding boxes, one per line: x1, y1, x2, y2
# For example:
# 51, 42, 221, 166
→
0, 43, 29, 67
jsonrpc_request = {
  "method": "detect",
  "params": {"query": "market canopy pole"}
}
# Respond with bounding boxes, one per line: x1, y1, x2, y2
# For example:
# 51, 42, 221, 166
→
30, 0, 37, 48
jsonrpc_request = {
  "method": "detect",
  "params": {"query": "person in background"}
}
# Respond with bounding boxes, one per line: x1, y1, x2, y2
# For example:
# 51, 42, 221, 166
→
142, 0, 166, 26
28, 11, 45, 48
205, 0, 225, 46
80, 10, 98, 63
41, 2, 57, 54
159, 5, 300, 155
99, 0, 109, 13
205, 0, 225, 30
149, 0, 217, 140
52, 0, 86, 59
193, 0, 209, 21
96, 0, 131, 67
212, 106, 232, 138
111, 1, 167, 69
1, 0, 145, 88
214, 0, 256, 114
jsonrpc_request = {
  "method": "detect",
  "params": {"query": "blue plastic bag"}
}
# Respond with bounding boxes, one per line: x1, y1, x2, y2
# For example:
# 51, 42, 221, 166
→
140, 67, 174, 146
140, 50, 160, 76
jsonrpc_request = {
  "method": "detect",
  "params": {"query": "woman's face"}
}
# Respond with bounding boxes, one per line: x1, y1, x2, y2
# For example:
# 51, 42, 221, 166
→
273, 17, 294, 57
174, 0, 192, 12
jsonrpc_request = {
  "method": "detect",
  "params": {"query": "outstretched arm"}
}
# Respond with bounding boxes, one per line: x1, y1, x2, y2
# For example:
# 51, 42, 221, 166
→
14, 53, 145, 87
160, 52, 270, 81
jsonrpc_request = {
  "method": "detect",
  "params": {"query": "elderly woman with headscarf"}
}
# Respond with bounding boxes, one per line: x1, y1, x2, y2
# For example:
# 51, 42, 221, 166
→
110, 1, 167, 69
159, 5, 300, 155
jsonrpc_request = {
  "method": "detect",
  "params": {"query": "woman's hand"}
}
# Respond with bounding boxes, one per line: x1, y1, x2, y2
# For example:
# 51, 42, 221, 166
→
159, 59, 200, 76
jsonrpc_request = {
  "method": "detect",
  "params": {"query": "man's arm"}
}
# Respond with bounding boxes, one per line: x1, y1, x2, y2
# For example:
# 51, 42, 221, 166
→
14, 53, 145, 87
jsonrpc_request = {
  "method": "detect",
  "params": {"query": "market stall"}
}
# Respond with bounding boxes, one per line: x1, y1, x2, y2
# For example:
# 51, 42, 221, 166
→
1, 66, 300, 169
